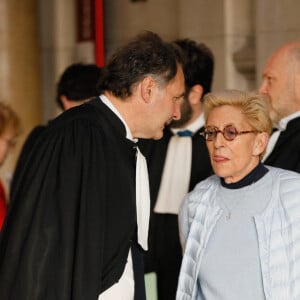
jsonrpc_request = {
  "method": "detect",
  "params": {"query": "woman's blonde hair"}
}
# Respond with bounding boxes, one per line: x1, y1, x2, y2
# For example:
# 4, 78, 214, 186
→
203, 90, 273, 158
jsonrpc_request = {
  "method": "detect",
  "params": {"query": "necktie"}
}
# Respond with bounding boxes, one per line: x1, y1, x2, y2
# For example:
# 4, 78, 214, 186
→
135, 147, 150, 250
177, 130, 193, 137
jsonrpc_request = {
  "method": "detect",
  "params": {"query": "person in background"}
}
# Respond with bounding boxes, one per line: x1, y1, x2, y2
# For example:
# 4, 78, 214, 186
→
56, 63, 103, 111
11, 63, 102, 193
139, 38, 214, 300
0, 102, 20, 230
259, 41, 300, 171
0, 31, 185, 300
177, 90, 300, 300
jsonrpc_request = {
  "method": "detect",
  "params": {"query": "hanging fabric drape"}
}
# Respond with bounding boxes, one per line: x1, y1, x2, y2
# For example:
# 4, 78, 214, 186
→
95, 0, 104, 66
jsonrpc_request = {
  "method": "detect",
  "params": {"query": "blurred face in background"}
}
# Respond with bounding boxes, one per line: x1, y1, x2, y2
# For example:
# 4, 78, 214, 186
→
0, 129, 16, 166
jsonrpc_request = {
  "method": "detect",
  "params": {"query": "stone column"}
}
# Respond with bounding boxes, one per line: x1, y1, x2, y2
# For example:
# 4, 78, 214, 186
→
38, 0, 77, 118
178, 0, 255, 91
0, 0, 41, 192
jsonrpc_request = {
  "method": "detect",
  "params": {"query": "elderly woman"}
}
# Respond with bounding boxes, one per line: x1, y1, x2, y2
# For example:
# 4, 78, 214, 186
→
176, 90, 300, 300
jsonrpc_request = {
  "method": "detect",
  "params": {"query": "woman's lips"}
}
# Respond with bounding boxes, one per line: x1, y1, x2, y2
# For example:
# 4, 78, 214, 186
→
213, 155, 228, 162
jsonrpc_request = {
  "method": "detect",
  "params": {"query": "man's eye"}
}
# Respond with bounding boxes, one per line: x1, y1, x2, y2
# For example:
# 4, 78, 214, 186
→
174, 96, 183, 102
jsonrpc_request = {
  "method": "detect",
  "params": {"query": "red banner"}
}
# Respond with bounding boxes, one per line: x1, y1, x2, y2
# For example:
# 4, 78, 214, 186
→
77, 0, 95, 42
95, 0, 104, 66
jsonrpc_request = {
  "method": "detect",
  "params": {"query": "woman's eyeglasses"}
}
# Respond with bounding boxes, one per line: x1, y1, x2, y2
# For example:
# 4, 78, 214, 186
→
200, 125, 260, 141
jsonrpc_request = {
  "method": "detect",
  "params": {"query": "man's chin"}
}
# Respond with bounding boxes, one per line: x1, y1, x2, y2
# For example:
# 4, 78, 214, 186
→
152, 131, 164, 140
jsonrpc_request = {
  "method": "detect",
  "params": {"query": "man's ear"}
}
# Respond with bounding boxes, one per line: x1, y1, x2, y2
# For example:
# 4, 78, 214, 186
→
60, 95, 70, 110
188, 84, 203, 105
294, 72, 300, 101
140, 76, 156, 103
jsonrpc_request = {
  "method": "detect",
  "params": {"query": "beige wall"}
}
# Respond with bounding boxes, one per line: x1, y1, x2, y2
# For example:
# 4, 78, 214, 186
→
178, 0, 255, 91
104, 0, 256, 91
104, 0, 179, 58
0, 0, 41, 191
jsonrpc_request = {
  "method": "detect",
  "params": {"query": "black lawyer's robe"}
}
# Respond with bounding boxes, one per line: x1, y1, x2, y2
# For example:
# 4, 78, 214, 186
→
0, 98, 138, 299
264, 116, 300, 173
10, 124, 47, 194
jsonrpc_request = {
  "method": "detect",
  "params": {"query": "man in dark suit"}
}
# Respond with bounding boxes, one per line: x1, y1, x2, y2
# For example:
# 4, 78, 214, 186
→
259, 41, 300, 172
139, 39, 214, 300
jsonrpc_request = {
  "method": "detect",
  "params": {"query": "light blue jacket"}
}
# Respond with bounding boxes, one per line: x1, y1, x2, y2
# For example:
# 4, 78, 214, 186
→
176, 167, 300, 300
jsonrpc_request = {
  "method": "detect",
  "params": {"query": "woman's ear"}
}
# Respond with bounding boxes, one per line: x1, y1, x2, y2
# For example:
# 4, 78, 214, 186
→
140, 76, 156, 103
253, 132, 269, 156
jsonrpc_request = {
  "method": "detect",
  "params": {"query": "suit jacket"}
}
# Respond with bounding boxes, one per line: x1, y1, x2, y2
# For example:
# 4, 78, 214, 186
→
0, 98, 138, 300
264, 116, 300, 173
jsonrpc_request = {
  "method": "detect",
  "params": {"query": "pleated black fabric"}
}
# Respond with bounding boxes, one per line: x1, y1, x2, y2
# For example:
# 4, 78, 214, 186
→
0, 97, 142, 299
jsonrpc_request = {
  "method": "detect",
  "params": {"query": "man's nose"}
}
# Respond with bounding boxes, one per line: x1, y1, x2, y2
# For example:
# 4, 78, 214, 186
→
258, 80, 267, 94
173, 102, 181, 120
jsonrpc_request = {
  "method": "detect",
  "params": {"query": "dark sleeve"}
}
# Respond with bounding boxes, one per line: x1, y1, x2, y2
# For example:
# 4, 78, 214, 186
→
10, 125, 46, 197
0, 118, 107, 300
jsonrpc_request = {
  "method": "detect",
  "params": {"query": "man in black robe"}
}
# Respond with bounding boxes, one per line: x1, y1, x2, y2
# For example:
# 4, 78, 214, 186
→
0, 31, 185, 300
139, 39, 214, 300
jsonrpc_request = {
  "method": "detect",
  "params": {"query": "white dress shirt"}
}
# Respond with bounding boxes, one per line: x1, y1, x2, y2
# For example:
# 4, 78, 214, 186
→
154, 114, 205, 214
99, 95, 150, 299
